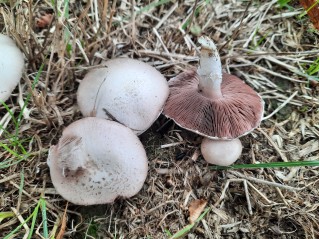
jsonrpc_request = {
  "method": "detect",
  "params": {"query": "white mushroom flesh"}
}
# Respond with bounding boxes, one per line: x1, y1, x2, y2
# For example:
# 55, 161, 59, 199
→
77, 58, 169, 135
0, 34, 24, 102
201, 138, 242, 166
47, 117, 148, 205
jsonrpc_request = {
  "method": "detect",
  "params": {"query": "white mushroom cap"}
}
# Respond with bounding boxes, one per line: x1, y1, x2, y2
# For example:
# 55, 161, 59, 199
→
77, 58, 169, 135
47, 117, 148, 205
0, 34, 24, 102
201, 138, 242, 166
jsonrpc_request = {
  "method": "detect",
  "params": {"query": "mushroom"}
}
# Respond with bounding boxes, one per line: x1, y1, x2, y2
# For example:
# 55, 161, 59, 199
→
0, 34, 24, 103
47, 117, 148, 205
201, 138, 242, 166
163, 36, 263, 165
77, 58, 169, 135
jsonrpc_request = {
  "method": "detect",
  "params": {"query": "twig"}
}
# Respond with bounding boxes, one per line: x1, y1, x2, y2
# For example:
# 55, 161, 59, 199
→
160, 141, 186, 149
268, 174, 289, 206
11, 207, 30, 239
185, 0, 199, 35
263, 91, 298, 120
243, 180, 253, 215
230, 171, 301, 191
155, 2, 178, 29
219, 0, 252, 51
257, 128, 288, 162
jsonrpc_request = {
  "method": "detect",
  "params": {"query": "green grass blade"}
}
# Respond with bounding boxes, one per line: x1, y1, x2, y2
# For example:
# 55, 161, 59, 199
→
28, 201, 41, 239
0, 156, 27, 169
3, 200, 41, 239
0, 101, 18, 126
0, 142, 23, 159
137, 0, 171, 14
210, 160, 319, 170
298, 0, 319, 19
3, 213, 34, 239
41, 198, 49, 238
18, 170, 24, 211
170, 207, 211, 239
16, 63, 44, 134
0, 212, 15, 223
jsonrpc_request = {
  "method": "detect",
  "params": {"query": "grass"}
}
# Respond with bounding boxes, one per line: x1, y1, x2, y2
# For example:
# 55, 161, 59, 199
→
3, 198, 48, 239
0, 63, 43, 166
305, 57, 319, 76
211, 160, 319, 170
85, 219, 99, 239
168, 207, 211, 239
1, 0, 319, 238
298, 0, 319, 19
0, 212, 15, 223
137, 0, 171, 15
277, 0, 292, 9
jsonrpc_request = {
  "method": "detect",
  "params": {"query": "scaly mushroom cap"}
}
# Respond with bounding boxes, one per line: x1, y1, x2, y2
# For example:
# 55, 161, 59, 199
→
0, 34, 24, 102
47, 117, 148, 205
163, 70, 264, 139
77, 58, 169, 135
201, 137, 242, 166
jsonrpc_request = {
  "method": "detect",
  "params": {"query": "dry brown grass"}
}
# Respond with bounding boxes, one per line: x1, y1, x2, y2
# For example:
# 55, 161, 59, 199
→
1, 0, 319, 238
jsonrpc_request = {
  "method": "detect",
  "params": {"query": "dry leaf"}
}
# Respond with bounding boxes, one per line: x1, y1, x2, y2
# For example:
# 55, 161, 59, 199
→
188, 199, 207, 224
300, 0, 319, 30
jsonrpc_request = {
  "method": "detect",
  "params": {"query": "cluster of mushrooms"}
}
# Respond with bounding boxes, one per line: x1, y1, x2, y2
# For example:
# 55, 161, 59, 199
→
0, 34, 264, 205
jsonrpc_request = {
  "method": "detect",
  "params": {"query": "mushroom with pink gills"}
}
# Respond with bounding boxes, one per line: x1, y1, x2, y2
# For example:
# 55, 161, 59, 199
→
77, 58, 169, 135
0, 34, 24, 103
163, 36, 264, 166
47, 117, 148, 205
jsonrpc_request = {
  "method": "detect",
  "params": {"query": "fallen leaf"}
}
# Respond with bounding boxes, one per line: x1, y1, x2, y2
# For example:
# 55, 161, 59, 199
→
300, 0, 319, 30
188, 199, 207, 224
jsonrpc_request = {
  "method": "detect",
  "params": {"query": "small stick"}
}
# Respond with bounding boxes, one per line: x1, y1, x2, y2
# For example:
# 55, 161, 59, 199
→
153, 28, 173, 61
102, 0, 109, 30
263, 91, 298, 120
11, 207, 30, 239
0, 173, 19, 184
107, 0, 118, 35
246, 181, 273, 204
243, 180, 253, 215
160, 141, 186, 149
268, 174, 289, 206
191, 149, 200, 162
214, 179, 232, 207
184, 0, 199, 35
230, 171, 300, 191
155, 2, 178, 29
257, 128, 288, 162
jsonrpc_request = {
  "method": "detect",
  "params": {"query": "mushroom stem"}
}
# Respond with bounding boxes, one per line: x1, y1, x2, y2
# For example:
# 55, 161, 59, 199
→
197, 36, 223, 99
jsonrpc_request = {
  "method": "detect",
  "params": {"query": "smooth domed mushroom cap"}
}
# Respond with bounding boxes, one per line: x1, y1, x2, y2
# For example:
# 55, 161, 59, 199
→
47, 117, 148, 205
0, 34, 24, 102
201, 137, 242, 166
77, 58, 169, 135
163, 70, 264, 139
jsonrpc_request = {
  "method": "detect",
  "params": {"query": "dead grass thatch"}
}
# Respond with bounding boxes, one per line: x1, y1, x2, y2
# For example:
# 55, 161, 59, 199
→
1, 0, 319, 238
